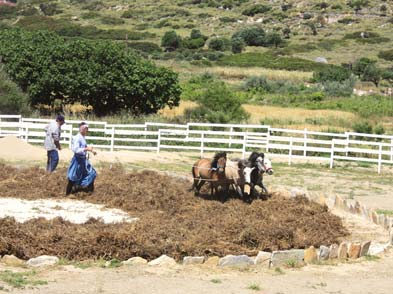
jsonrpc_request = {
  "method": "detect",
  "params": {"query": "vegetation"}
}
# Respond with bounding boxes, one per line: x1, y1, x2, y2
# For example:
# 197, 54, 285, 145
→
0, 270, 47, 289
0, 29, 180, 116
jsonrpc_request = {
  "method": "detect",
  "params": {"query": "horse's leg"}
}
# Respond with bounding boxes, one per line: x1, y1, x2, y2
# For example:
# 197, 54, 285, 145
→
195, 179, 206, 195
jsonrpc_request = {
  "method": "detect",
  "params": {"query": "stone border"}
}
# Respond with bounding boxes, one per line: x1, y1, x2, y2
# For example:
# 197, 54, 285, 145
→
1, 191, 392, 269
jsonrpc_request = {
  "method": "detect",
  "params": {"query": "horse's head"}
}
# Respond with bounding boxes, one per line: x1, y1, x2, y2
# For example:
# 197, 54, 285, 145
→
256, 155, 273, 175
212, 152, 227, 174
237, 160, 255, 196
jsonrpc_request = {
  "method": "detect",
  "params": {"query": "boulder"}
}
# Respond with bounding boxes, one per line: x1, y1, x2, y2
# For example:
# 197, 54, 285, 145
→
329, 244, 339, 259
338, 242, 348, 259
315, 57, 328, 63
27, 255, 59, 267
359, 241, 371, 257
304, 246, 318, 264
148, 255, 177, 266
183, 256, 205, 265
122, 257, 147, 265
254, 251, 272, 266
348, 243, 361, 259
218, 255, 254, 267
1, 255, 25, 267
319, 245, 330, 261
270, 250, 304, 267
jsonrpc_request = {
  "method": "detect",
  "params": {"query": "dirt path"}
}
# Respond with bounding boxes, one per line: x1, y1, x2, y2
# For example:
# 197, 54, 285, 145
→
2, 250, 392, 294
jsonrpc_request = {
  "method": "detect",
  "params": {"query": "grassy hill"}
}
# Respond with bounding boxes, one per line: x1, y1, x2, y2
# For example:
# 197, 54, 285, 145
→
1, 0, 393, 132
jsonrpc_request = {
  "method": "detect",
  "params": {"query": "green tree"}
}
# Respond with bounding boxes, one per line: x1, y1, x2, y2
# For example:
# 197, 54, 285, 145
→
0, 68, 30, 114
232, 26, 266, 46
208, 37, 226, 51
361, 64, 381, 87
231, 37, 245, 54
265, 32, 283, 48
282, 27, 291, 39
0, 28, 181, 116
161, 31, 182, 51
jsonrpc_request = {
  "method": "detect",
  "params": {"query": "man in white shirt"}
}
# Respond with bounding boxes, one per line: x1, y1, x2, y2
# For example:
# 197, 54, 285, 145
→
44, 115, 65, 172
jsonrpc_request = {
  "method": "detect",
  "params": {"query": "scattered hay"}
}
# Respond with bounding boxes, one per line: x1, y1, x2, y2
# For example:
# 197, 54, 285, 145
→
0, 164, 348, 261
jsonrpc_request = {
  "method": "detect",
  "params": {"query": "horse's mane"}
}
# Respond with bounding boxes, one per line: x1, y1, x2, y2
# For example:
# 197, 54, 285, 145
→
212, 152, 227, 165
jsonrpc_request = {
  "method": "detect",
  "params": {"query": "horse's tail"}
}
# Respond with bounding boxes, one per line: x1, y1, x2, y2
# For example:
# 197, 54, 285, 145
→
191, 161, 199, 191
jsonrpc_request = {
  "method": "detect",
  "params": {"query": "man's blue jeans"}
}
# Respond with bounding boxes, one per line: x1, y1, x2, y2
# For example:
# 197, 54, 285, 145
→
47, 150, 59, 172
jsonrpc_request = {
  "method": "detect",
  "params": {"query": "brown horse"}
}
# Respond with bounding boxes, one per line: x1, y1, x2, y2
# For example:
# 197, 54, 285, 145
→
191, 152, 227, 196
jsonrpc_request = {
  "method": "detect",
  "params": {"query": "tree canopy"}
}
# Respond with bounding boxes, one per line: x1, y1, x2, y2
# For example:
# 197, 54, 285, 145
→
0, 28, 181, 116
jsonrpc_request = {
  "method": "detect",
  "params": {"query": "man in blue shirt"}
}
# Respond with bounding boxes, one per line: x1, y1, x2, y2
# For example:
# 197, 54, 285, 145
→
44, 115, 65, 172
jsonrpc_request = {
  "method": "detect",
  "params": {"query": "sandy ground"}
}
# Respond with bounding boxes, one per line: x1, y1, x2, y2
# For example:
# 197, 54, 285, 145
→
0, 136, 392, 293
1, 250, 392, 294
0, 198, 137, 224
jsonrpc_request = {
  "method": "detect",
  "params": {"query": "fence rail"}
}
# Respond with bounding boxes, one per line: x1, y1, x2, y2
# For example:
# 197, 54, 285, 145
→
0, 115, 392, 173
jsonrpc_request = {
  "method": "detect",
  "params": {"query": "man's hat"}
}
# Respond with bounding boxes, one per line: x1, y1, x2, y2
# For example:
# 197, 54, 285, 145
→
56, 114, 65, 123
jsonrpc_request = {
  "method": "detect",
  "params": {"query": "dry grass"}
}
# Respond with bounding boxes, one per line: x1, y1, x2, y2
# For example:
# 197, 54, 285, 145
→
159, 100, 197, 118
155, 61, 313, 83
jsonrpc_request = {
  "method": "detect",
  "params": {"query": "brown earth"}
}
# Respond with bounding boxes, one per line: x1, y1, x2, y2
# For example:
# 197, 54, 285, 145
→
0, 164, 348, 261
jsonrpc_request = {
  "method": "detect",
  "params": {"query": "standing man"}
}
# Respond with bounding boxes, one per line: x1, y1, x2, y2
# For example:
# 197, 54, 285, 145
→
44, 114, 65, 172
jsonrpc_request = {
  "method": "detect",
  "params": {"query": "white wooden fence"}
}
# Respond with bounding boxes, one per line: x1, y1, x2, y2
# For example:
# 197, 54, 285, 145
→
0, 115, 392, 173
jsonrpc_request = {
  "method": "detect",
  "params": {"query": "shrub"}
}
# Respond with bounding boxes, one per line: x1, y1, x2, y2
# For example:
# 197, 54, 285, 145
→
322, 76, 356, 97
39, 3, 62, 16
352, 121, 372, 134
231, 37, 245, 54
242, 4, 271, 16
183, 37, 205, 49
184, 80, 249, 123
121, 10, 134, 19
0, 68, 30, 115
313, 66, 352, 82
127, 42, 162, 54
303, 12, 313, 20
0, 5, 17, 19
378, 49, 393, 61
208, 37, 227, 51
264, 32, 283, 48
232, 26, 266, 47
161, 31, 182, 50
81, 11, 100, 19
243, 76, 270, 92
220, 16, 237, 23
373, 125, 385, 135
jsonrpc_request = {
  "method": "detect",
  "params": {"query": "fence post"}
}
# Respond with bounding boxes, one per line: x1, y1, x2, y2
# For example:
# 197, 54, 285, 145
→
303, 128, 307, 157
378, 144, 382, 174
68, 124, 73, 149
200, 132, 204, 158
390, 138, 393, 162
229, 126, 233, 147
242, 132, 247, 159
266, 127, 270, 153
157, 129, 161, 154
288, 137, 293, 166
110, 126, 115, 152
330, 140, 335, 169
25, 126, 29, 142
186, 123, 190, 140
345, 132, 349, 157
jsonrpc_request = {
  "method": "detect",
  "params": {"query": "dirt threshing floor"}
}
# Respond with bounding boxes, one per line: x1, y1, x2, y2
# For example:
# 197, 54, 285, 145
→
0, 164, 348, 261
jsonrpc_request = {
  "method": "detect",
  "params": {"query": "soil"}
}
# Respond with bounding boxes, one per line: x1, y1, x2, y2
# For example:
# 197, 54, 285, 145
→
0, 164, 348, 261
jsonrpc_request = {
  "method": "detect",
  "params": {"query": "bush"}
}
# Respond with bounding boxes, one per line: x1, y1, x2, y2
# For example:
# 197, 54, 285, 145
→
81, 11, 100, 19
161, 31, 182, 50
231, 37, 245, 54
208, 37, 228, 51
0, 68, 30, 115
0, 5, 17, 19
220, 16, 237, 23
313, 66, 352, 82
121, 10, 134, 19
183, 37, 205, 49
184, 80, 249, 123
242, 4, 271, 16
243, 76, 270, 92
322, 76, 356, 97
39, 3, 62, 16
352, 121, 372, 134
373, 125, 385, 135
127, 42, 162, 54
232, 26, 266, 47
378, 49, 393, 61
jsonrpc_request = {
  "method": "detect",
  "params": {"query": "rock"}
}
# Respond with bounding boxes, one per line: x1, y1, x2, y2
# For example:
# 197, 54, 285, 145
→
335, 195, 344, 209
317, 193, 327, 205
122, 257, 147, 265
378, 214, 386, 227
148, 255, 177, 266
319, 245, 330, 261
254, 251, 272, 266
270, 250, 304, 267
326, 195, 336, 209
304, 246, 318, 264
290, 188, 306, 198
329, 244, 339, 259
389, 228, 393, 246
71, 16, 79, 21
354, 201, 362, 215
27, 255, 59, 267
369, 243, 388, 255
218, 255, 254, 267
348, 243, 361, 259
370, 211, 378, 224
359, 241, 371, 257
183, 256, 205, 265
1, 255, 25, 267
361, 205, 369, 220
338, 242, 348, 259
204, 256, 219, 266
315, 57, 328, 64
